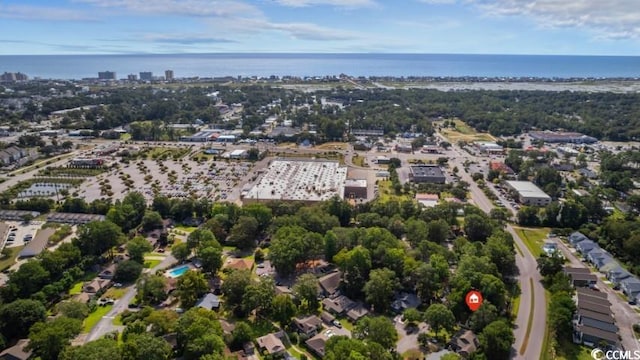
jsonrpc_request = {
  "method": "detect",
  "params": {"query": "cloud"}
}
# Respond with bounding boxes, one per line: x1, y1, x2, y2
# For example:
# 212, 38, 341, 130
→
74, 0, 262, 18
0, 4, 95, 21
271, 0, 377, 8
472, 0, 640, 39
145, 34, 237, 45
418, 0, 457, 4
266, 22, 360, 40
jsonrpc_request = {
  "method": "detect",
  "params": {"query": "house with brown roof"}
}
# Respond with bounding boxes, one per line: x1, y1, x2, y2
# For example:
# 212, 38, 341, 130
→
320, 311, 335, 325
224, 258, 254, 271
0, 339, 32, 360
83, 278, 111, 293
256, 333, 285, 356
322, 295, 354, 316
318, 271, 342, 297
346, 303, 370, 322
449, 329, 479, 358
98, 263, 117, 280
292, 315, 323, 337
305, 334, 328, 357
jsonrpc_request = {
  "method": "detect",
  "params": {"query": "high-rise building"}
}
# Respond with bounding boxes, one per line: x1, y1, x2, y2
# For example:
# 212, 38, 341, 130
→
1, 72, 28, 82
127, 74, 138, 81
139, 72, 153, 81
98, 71, 116, 80
165, 70, 174, 81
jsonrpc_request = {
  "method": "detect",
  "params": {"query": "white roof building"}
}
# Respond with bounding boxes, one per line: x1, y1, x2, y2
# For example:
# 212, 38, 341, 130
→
504, 180, 551, 206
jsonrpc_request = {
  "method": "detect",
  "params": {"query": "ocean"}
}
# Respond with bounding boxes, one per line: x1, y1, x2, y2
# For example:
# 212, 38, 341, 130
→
0, 53, 639, 80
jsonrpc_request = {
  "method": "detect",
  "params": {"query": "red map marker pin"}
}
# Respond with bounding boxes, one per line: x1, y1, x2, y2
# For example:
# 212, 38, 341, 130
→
465, 290, 483, 312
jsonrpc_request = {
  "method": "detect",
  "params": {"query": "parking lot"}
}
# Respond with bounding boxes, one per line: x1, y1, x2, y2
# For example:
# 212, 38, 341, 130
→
2, 221, 42, 250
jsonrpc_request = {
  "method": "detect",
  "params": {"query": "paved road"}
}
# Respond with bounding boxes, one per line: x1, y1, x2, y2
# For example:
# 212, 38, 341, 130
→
553, 238, 640, 353
445, 140, 545, 360
85, 253, 176, 343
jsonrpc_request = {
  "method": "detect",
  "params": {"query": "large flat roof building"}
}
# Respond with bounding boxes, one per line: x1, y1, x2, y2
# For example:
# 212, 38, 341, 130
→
409, 165, 446, 184
344, 179, 367, 199
244, 160, 347, 203
529, 131, 598, 144
504, 180, 551, 206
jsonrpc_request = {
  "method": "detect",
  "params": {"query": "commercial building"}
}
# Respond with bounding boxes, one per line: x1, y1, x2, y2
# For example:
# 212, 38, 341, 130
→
68, 158, 105, 168
415, 193, 439, 207
1, 72, 28, 82
18, 227, 55, 258
244, 160, 347, 203
180, 131, 219, 142
529, 131, 598, 144
139, 72, 153, 81
165, 70, 174, 81
47, 212, 106, 224
351, 128, 384, 136
228, 149, 248, 159
98, 71, 116, 80
395, 142, 413, 153
344, 179, 367, 199
475, 141, 504, 154
504, 180, 551, 206
409, 165, 446, 184
127, 74, 138, 81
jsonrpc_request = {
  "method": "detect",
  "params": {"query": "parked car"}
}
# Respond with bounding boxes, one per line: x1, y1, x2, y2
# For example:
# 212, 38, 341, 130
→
23, 234, 33, 242
332, 320, 342, 328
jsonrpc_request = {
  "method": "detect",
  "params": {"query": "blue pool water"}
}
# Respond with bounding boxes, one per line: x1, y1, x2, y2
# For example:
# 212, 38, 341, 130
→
167, 265, 190, 278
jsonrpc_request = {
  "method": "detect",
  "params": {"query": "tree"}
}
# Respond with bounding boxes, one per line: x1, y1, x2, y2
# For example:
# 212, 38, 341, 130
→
230, 322, 253, 350
28, 317, 82, 360
186, 229, 216, 250
548, 292, 576, 337
241, 204, 272, 231
172, 242, 191, 262
324, 337, 393, 360
74, 220, 124, 258
269, 225, 322, 276
292, 273, 320, 312
221, 270, 251, 311
271, 294, 297, 327
353, 316, 398, 350
122, 320, 147, 342
146, 309, 179, 335
364, 268, 397, 313
479, 320, 514, 360
0, 299, 46, 340
141, 210, 164, 231
6, 260, 50, 299
122, 333, 172, 360
127, 236, 153, 263
228, 216, 259, 250
175, 307, 223, 358
517, 206, 540, 226
424, 304, 455, 339
199, 246, 223, 276
56, 301, 89, 320
60, 338, 121, 360
324, 196, 353, 227
115, 260, 143, 283
464, 214, 494, 242
469, 302, 498, 333
242, 276, 276, 316
176, 270, 209, 309
537, 254, 564, 277
405, 218, 428, 247
137, 275, 168, 305
334, 246, 372, 298
402, 308, 423, 327
427, 219, 450, 243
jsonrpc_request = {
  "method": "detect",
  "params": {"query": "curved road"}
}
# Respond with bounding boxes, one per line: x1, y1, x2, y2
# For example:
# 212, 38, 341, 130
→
445, 143, 546, 360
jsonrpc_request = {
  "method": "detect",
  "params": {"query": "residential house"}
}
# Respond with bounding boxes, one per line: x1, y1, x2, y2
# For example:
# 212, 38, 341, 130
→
195, 293, 220, 310
219, 319, 235, 335
318, 271, 342, 298
449, 329, 479, 358
305, 334, 328, 357
568, 272, 597, 288
0, 339, 32, 360
83, 278, 111, 293
322, 295, 355, 316
391, 292, 420, 313
620, 277, 640, 299
542, 242, 558, 256
608, 267, 632, 289
568, 232, 589, 246
256, 333, 285, 356
223, 258, 254, 271
346, 303, 370, 322
98, 264, 117, 280
292, 315, 323, 337
320, 311, 335, 325
574, 325, 620, 348
577, 168, 598, 179
575, 311, 618, 334
576, 240, 598, 255
587, 248, 609, 265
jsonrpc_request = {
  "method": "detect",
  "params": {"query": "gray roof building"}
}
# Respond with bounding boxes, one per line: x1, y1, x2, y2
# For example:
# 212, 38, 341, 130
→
18, 227, 55, 258
196, 293, 220, 310
409, 165, 446, 184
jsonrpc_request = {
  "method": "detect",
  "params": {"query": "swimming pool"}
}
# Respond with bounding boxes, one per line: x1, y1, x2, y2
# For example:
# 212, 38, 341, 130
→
167, 265, 190, 278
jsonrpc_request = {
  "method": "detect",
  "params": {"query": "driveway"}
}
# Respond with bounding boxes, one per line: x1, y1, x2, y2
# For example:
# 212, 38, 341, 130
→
394, 315, 428, 354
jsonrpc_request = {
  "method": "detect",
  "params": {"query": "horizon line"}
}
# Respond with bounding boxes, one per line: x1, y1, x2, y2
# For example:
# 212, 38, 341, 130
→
1, 52, 639, 57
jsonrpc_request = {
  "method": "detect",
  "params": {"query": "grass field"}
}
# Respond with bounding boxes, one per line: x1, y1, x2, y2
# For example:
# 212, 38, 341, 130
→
514, 227, 550, 257
315, 142, 348, 150
144, 259, 162, 269
352, 155, 368, 167
376, 180, 411, 203
438, 119, 496, 143
511, 294, 521, 318
103, 287, 127, 299
0, 245, 24, 271
120, 133, 131, 141
83, 305, 113, 333
175, 226, 197, 233
68, 282, 84, 295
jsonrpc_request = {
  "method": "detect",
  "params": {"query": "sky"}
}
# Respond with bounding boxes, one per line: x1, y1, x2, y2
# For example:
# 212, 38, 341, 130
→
1, 0, 640, 55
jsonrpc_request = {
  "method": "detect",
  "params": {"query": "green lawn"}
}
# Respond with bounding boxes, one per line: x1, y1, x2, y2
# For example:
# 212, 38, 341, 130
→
69, 282, 84, 295
83, 305, 113, 333
511, 294, 521, 318
112, 314, 123, 326
453, 119, 476, 135
514, 227, 550, 257
376, 180, 411, 203
144, 259, 162, 269
352, 155, 367, 167
0, 245, 24, 271
120, 133, 131, 141
103, 287, 127, 299
175, 226, 197, 233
